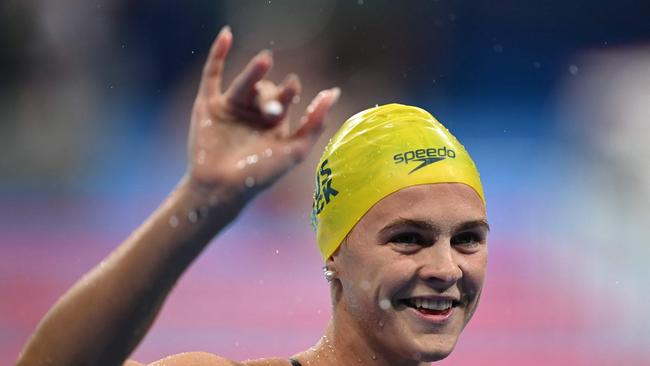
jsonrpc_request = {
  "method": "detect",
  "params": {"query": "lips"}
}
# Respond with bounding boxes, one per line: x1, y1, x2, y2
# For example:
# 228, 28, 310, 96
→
398, 297, 461, 317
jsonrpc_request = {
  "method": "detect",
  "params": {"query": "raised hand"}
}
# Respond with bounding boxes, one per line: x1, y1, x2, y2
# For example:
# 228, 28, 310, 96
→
186, 26, 340, 199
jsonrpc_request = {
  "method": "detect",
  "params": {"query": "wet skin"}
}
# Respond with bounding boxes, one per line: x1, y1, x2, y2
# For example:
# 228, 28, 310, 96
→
329, 182, 488, 363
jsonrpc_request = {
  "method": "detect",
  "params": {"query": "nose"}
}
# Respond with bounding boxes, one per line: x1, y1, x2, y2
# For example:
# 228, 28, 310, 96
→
418, 241, 462, 287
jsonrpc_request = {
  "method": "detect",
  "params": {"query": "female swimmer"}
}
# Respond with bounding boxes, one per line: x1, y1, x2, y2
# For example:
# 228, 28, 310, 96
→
17, 27, 488, 366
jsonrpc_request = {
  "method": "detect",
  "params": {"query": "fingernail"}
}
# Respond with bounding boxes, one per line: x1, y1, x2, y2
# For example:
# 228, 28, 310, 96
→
330, 87, 341, 103
219, 25, 231, 37
259, 49, 273, 58
263, 100, 284, 117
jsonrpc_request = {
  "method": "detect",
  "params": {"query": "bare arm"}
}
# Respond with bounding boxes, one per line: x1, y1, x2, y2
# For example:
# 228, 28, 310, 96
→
16, 27, 339, 366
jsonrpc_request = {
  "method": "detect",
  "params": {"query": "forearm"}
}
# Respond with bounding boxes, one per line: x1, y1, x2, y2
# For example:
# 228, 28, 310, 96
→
17, 176, 244, 366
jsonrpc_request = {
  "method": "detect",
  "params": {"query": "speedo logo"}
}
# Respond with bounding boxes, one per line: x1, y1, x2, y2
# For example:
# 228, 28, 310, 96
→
393, 146, 456, 174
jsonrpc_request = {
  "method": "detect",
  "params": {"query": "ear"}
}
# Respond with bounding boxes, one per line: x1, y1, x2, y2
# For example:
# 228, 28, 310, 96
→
325, 255, 337, 272
325, 237, 344, 272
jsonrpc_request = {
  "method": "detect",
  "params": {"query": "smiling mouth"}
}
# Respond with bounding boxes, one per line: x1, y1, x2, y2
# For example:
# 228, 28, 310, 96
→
399, 298, 461, 316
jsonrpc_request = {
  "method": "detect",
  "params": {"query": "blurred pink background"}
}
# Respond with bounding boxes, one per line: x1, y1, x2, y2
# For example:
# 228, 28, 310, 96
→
1, 1, 649, 365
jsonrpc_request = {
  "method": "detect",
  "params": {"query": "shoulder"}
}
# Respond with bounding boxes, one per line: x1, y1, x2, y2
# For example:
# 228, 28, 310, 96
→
126, 351, 242, 366
243, 358, 292, 366
125, 353, 291, 366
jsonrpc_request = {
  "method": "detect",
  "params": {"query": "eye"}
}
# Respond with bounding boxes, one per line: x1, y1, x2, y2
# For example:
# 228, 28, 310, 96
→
451, 231, 484, 250
389, 232, 426, 245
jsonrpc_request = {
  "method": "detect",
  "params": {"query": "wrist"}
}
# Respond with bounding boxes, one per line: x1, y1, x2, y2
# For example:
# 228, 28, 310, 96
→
172, 175, 247, 226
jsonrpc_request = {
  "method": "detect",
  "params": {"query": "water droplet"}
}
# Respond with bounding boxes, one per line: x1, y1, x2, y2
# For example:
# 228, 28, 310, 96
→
169, 215, 179, 228
292, 95, 301, 104
236, 159, 246, 169
275, 249, 280, 254
269, 40, 275, 46
263, 148, 273, 157
379, 298, 391, 310
378, 320, 385, 328
188, 210, 199, 223
533, 61, 541, 69
360, 280, 371, 290
246, 154, 259, 164
245, 176, 256, 188
371, 354, 377, 360
493, 44, 503, 53
357, 0, 364, 4
283, 146, 293, 155
197, 149, 206, 165
200, 119, 213, 128
448, 13, 457, 21
209, 194, 219, 206
569, 64, 579, 75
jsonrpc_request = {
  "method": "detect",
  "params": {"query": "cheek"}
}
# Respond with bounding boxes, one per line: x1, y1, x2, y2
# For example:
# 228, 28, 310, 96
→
457, 250, 488, 292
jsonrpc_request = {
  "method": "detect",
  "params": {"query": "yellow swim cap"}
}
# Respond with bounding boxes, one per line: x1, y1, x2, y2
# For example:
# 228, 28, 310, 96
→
311, 103, 484, 260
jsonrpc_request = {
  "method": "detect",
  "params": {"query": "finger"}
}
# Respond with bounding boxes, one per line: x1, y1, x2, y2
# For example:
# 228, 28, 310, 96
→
273, 74, 301, 135
225, 49, 273, 106
277, 73, 301, 109
255, 80, 284, 121
200, 26, 233, 94
288, 87, 341, 161
255, 74, 301, 124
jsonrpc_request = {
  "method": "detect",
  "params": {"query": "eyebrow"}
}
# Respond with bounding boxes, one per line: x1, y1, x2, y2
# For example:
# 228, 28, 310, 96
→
453, 219, 491, 233
378, 217, 490, 237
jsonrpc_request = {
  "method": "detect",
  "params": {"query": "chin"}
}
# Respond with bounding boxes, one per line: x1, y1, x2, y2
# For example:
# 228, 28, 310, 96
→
409, 335, 458, 363
418, 350, 453, 363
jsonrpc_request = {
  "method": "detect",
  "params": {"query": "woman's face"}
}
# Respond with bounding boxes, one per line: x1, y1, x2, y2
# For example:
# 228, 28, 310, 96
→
332, 183, 488, 362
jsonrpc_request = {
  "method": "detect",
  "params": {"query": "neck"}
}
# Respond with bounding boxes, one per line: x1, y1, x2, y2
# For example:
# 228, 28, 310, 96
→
294, 310, 429, 366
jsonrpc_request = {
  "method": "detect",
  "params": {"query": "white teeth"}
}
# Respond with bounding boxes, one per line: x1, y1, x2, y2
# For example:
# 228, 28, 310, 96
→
409, 298, 453, 311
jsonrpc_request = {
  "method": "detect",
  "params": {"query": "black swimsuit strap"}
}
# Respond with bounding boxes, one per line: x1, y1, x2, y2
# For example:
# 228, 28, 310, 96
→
288, 358, 302, 366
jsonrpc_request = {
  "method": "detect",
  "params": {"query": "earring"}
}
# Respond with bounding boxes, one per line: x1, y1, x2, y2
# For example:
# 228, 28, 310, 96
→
323, 267, 336, 282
